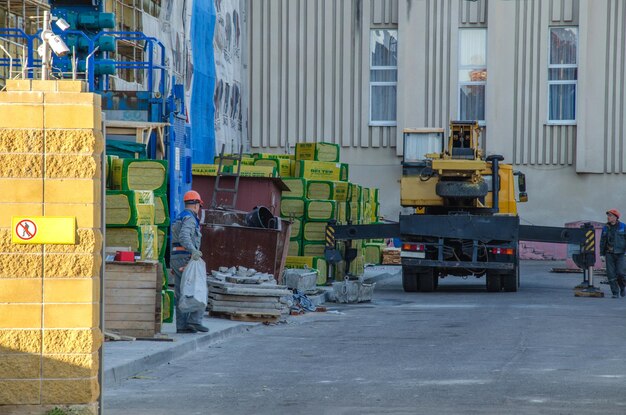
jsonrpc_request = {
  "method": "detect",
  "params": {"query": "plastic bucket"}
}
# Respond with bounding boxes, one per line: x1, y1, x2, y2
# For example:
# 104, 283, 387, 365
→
245, 206, 275, 229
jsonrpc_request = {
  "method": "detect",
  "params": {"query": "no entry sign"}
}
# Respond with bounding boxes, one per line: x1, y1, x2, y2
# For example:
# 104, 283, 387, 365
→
11, 217, 76, 245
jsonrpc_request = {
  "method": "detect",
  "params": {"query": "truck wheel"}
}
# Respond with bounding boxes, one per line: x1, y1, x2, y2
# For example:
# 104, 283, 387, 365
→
402, 267, 418, 292
502, 267, 519, 292
418, 268, 436, 292
486, 271, 502, 292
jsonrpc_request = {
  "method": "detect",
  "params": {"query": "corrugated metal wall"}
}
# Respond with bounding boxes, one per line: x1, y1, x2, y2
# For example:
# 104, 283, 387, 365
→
247, 0, 398, 151
512, 0, 578, 166
604, 0, 626, 173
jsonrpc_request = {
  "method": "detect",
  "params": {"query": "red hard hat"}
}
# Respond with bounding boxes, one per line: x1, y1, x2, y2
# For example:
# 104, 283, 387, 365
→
183, 190, 203, 206
606, 208, 621, 219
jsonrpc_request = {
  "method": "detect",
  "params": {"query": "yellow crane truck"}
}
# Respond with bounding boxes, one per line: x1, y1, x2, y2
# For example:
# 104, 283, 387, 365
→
325, 121, 597, 293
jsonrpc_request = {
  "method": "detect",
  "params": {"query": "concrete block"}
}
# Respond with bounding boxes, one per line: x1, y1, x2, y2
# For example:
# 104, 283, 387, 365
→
43, 179, 99, 204
43, 328, 103, 354
0, 129, 44, 153
56, 81, 86, 93
44, 278, 99, 303
0, 91, 44, 104
0, 304, 42, 328
0, 354, 40, 379
45, 154, 100, 179
0, 380, 40, 404
5, 79, 32, 91
42, 352, 98, 378
44, 253, 101, 278
32, 80, 58, 92
0, 279, 42, 303
0, 254, 43, 278
44, 104, 99, 129
43, 203, 101, 229
44, 92, 99, 105
0, 154, 43, 178
45, 229, 102, 254
0, 178, 43, 203
0, 228, 43, 253
0, 104, 44, 129
43, 303, 99, 329
45, 129, 103, 154
41, 377, 99, 404
0, 329, 41, 354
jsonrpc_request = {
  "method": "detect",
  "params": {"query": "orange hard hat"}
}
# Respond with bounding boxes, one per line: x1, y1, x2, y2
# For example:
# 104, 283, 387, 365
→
606, 208, 621, 219
183, 190, 203, 206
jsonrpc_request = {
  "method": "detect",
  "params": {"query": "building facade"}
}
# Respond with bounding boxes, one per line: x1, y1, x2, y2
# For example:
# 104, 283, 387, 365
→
245, 0, 626, 227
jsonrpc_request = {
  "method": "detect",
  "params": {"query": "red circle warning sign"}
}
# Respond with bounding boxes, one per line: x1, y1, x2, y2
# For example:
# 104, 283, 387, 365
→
15, 219, 37, 241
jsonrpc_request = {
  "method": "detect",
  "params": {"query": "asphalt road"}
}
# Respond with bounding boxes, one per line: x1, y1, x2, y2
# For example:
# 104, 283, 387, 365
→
104, 261, 626, 415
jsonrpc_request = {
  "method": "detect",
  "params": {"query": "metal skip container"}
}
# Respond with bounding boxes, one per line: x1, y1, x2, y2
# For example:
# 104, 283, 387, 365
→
199, 209, 292, 283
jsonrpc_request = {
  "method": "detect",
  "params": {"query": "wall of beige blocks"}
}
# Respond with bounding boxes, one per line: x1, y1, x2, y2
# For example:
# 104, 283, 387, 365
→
0, 80, 103, 414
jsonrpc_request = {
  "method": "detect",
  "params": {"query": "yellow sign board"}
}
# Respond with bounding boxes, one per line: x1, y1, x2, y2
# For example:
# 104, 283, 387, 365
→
11, 216, 76, 245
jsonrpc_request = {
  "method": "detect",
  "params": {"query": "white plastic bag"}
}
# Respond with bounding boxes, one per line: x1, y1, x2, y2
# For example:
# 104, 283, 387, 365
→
178, 258, 208, 313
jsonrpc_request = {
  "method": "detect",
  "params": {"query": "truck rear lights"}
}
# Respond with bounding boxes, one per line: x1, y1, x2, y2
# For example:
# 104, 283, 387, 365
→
402, 243, 425, 252
491, 248, 514, 255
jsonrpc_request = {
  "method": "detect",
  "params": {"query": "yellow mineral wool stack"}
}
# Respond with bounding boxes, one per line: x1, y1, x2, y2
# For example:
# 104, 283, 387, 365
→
0, 80, 103, 414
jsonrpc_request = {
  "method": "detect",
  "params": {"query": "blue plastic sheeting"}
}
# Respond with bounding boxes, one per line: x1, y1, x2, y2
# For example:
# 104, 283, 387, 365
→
190, 0, 216, 164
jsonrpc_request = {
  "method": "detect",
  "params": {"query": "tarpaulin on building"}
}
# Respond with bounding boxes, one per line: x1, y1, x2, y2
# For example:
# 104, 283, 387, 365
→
190, 0, 216, 163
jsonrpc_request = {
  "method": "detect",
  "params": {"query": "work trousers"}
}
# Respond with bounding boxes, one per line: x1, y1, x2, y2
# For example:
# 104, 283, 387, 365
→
171, 255, 205, 330
605, 253, 626, 296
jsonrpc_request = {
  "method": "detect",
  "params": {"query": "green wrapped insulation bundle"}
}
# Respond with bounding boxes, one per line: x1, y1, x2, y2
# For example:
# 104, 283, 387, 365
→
106, 190, 155, 227
295, 142, 340, 162
106, 225, 159, 260
280, 197, 306, 217
306, 180, 350, 201
305, 199, 337, 221
282, 178, 308, 198
111, 158, 168, 193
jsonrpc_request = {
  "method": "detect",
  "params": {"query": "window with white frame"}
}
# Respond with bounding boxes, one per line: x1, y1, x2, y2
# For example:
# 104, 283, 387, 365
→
370, 29, 398, 125
458, 28, 487, 123
548, 27, 577, 123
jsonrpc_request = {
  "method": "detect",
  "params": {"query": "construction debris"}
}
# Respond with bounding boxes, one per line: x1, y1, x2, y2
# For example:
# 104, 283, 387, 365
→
208, 266, 291, 322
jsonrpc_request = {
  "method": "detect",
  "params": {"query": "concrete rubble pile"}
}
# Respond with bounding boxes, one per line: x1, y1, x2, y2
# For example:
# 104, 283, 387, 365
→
207, 266, 292, 322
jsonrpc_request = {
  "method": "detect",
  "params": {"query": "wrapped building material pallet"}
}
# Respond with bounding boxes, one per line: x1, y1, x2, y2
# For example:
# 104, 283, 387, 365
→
281, 197, 306, 217
252, 152, 294, 160
111, 158, 168, 193
161, 289, 175, 323
306, 180, 350, 201
295, 160, 348, 182
382, 248, 401, 265
192, 164, 221, 176
157, 226, 168, 260
106, 225, 159, 260
208, 279, 291, 322
288, 238, 302, 256
295, 142, 340, 162
302, 241, 325, 257
254, 158, 292, 177
305, 200, 337, 221
282, 178, 307, 198
289, 217, 303, 240
302, 221, 327, 242
106, 190, 155, 227
364, 243, 386, 265
154, 192, 170, 226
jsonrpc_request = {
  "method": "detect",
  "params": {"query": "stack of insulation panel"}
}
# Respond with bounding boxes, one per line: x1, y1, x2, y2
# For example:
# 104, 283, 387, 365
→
280, 142, 382, 281
104, 157, 174, 323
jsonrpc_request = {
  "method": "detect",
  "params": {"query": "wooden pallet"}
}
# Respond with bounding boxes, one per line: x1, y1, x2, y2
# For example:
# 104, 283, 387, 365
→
210, 311, 281, 323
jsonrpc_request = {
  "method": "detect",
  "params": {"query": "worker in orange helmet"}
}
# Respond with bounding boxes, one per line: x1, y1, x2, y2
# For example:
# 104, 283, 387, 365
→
171, 190, 209, 333
600, 208, 626, 298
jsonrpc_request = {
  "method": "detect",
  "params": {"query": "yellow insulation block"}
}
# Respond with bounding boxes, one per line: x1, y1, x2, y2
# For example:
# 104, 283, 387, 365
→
253, 158, 291, 177
307, 180, 350, 201
44, 253, 101, 278
303, 221, 327, 242
45, 129, 103, 154
295, 160, 342, 181
0, 354, 40, 379
0, 254, 43, 278
42, 352, 99, 379
0, 380, 40, 404
282, 178, 307, 198
0, 329, 41, 354
302, 242, 326, 257
41, 378, 99, 404
0, 154, 42, 178
288, 239, 301, 256
45, 154, 100, 179
295, 142, 340, 162
43, 329, 102, 354
0, 129, 44, 153
191, 164, 219, 176
0, 178, 43, 203
280, 198, 305, 217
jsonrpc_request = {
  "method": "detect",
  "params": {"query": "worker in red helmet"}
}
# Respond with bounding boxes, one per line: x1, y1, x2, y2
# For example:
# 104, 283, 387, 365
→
171, 190, 209, 333
600, 208, 626, 298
